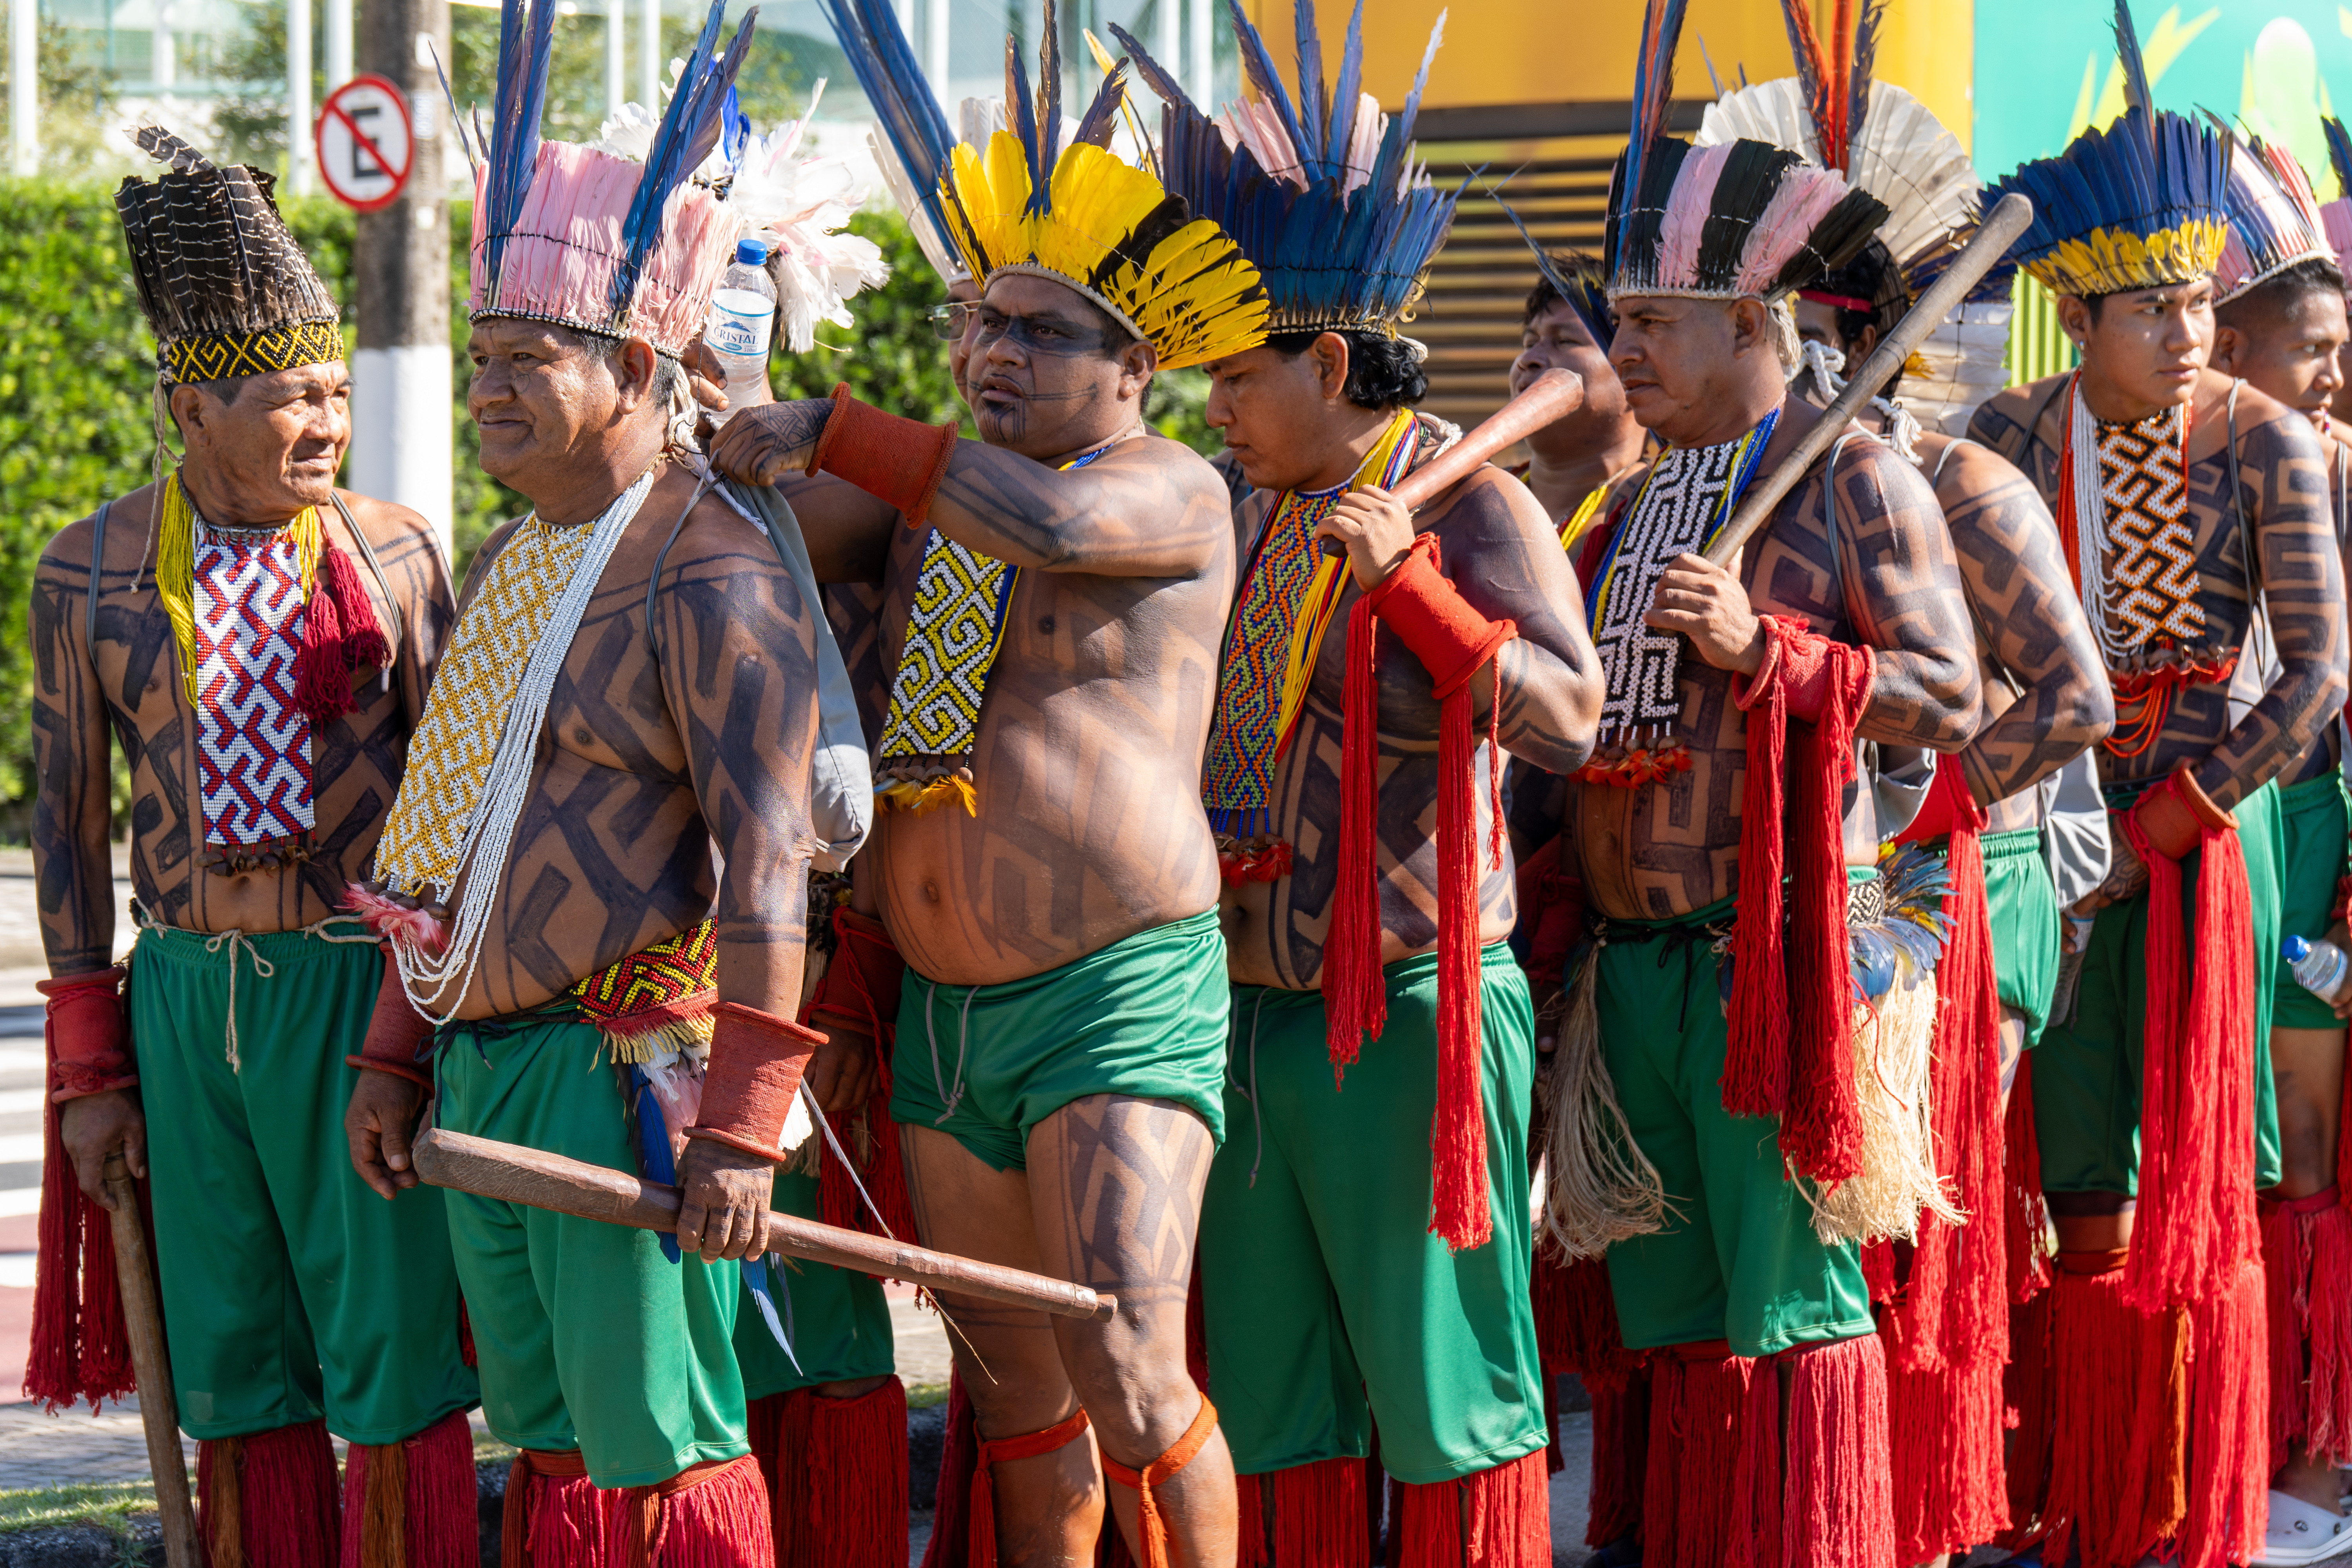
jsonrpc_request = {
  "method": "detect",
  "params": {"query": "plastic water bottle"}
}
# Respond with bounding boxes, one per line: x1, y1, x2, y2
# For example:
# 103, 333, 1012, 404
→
704, 238, 777, 426
2284, 935, 2352, 1004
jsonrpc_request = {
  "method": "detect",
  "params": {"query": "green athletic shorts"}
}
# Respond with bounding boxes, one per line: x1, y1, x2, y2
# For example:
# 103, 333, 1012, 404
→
436, 1007, 747, 1488
733, 1171, 895, 1399
1198, 944, 1547, 1486
1984, 827, 2062, 1046
889, 909, 1230, 1171
1594, 898, 1877, 1359
2271, 770, 2348, 1031
2034, 778, 2285, 1195
127, 924, 477, 1444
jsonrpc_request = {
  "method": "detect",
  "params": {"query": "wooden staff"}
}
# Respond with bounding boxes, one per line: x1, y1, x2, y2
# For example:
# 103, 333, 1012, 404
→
412, 1128, 1118, 1322
1320, 366, 1585, 554
1701, 191, 2034, 568
104, 1153, 199, 1568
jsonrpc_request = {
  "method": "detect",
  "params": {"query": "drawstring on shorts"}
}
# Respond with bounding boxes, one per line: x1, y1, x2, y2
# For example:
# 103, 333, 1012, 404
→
926, 979, 978, 1124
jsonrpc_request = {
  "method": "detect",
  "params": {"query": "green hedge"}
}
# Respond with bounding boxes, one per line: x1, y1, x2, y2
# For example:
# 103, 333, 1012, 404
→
0, 181, 1209, 831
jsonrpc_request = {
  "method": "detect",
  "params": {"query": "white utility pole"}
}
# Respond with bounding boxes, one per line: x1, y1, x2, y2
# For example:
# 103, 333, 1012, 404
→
1155, 0, 1176, 94
11, 0, 36, 176
923, 0, 945, 102
325, 0, 351, 89
637, 0, 656, 113
287, 0, 314, 193
604, 0, 623, 113
152, 0, 174, 107
1188, 0, 1210, 109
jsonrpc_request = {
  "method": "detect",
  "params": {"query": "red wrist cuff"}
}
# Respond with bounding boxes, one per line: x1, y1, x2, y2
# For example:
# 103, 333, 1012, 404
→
345, 1056, 434, 1091
1736, 616, 1852, 724
685, 1001, 824, 1162
37, 967, 135, 1102
1362, 535, 1515, 699
806, 908, 905, 1040
2132, 769, 2236, 862
356, 945, 436, 1073
806, 383, 961, 529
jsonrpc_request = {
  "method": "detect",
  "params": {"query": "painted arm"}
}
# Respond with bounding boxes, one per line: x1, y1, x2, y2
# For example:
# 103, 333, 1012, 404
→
1940, 443, 2114, 805
28, 522, 116, 978
1829, 445, 1984, 750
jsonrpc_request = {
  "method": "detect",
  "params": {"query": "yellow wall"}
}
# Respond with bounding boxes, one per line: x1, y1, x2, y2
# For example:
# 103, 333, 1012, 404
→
1246, 0, 1976, 152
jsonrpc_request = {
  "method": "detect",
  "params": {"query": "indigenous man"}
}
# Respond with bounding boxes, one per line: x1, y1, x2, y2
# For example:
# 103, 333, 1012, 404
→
712, 8, 1270, 1563
1535, 6, 1985, 1561
1508, 251, 1648, 546
1968, 14, 2350, 1562
1117, 9, 1603, 1561
2204, 140, 2352, 1552
26, 127, 476, 1566
341, 11, 827, 1561
1702, 38, 2115, 1560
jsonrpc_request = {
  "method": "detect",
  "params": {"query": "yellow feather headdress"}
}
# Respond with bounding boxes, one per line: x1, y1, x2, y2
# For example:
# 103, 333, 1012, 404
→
934, 5, 1267, 372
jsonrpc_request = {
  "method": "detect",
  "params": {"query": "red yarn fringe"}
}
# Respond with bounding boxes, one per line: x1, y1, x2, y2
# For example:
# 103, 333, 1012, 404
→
499, 1451, 606, 1568
199, 1419, 341, 1568
1264, 1458, 1368, 1568
25, 1096, 134, 1411
1586, 1369, 1649, 1548
339, 1410, 476, 1568
920, 1374, 976, 1568
2039, 1255, 2187, 1568
1394, 1452, 1547, 1568
1428, 680, 1491, 1251
1723, 619, 1874, 1185
2005, 1050, 2053, 1304
2119, 804, 2260, 1312
2266, 1185, 2352, 1471
615, 1454, 773, 1568
292, 539, 392, 726
2002, 1287, 2056, 1548
1530, 1248, 1644, 1394
814, 1381, 910, 1568
1779, 1334, 1895, 1568
1887, 1339, 2008, 1562
813, 915, 920, 1246
1324, 595, 1387, 1076
1234, 1472, 1267, 1568
2177, 1259, 2268, 1568
1641, 1345, 1753, 1568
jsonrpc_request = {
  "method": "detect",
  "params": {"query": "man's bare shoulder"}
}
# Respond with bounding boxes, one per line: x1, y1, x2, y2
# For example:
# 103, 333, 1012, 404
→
1969, 375, 2068, 461
332, 489, 437, 551
1120, 430, 1231, 505
1933, 432, 2036, 500
40, 483, 158, 573
1424, 462, 1557, 545
2209, 374, 2326, 467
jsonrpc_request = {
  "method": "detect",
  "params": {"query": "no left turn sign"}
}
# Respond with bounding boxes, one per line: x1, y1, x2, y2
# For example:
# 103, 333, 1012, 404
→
316, 74, 413, 212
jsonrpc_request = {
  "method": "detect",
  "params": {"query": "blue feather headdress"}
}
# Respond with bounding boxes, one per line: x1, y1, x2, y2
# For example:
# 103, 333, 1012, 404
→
1981, 0, 2227, 299
2214, 130, 2331, 305
1111, 0, 1458, 336
468, 0, 757, 357
2320, 117, 2352, 289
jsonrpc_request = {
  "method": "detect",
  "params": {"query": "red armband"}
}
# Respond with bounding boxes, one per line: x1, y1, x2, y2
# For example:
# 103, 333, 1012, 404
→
683, 1002, 824, 1162
36, 967, 134, 1102
806, 382, 961, 530
2130, 767, 2236, 863
1361, 535, 1516, 699
2330, 873, 2352, 926
344, 944, 436, 1091
1735, 616, 1855, 725
807, 907, 904, 1044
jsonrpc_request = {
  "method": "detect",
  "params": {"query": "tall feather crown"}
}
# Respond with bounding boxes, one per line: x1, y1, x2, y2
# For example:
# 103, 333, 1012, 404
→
2321, 118, 2352, 293
1695, 0, 2008, 433
2214, 132, 2331, 305
115, 125, 344, 386
468, 0, 755, 358
1605, 0, 1886, 304
1982, 0, 2227, 299
930, 0, 1269, 370
1112, 0, 1457, 337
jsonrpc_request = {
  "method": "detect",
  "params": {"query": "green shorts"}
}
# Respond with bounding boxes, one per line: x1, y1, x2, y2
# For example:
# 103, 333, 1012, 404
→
436, 1007, 747, 1488
1984, 827, 2062, 1045
889, 909, 1229, 1171
1198, 944, 1546, 1485
2034, 778, 2285, 1195
2271, 770, 2348, 1031
128, 924, 477, 1444
733, 1171, 896, 1399
1593, 899, 1877, 1359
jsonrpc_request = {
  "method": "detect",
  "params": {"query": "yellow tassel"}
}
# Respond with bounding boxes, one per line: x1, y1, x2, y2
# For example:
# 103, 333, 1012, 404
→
599, 1013, 716, 1065
879, 775, 978, 817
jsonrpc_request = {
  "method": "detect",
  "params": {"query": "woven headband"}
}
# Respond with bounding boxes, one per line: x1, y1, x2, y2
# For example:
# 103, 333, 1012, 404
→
160, 320, 345, 386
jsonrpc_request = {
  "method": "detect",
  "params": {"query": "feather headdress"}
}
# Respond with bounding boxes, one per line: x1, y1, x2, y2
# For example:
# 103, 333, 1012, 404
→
2214, 131, 2332, 305
1982, 0, 2227, 299
468, 0, 754, 358
933, 0, 1269, 370
115, 124, 344, 385
1112, 0, 1457, 336
1695, 0, 2004, 433
1604, 0, 1886, 304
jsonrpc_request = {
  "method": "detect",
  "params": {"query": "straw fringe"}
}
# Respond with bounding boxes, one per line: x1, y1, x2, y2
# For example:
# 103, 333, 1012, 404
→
1537, 945, 1673, 1259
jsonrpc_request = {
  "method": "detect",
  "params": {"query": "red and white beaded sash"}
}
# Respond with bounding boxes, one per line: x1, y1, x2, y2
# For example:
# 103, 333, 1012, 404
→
193, 531, 314, 864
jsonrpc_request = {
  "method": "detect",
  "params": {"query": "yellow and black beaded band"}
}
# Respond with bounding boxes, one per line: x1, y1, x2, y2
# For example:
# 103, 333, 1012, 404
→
159, 319, 345, 385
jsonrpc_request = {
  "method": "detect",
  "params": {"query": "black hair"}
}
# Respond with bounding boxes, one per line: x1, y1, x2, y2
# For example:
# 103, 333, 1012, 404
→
1263, 328, 1428, 410
1802, 238, 1909, 372
1522, 249, 1612, 339
2216, 254, 2349, 330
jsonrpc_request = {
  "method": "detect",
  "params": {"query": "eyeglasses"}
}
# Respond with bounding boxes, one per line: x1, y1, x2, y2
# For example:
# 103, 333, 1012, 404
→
928, 301, 979, 341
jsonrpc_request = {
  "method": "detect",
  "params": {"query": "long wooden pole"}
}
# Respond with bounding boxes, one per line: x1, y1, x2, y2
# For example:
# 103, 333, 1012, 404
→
104, 1154, 199, 1568
1701, 192, 2035, 568
412, 1128, 1119, 1322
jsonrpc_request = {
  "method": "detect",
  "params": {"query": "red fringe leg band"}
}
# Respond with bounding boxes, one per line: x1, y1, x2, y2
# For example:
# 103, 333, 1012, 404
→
1777, 1333, 1896, 1568
2263, 1183, 2352, 1470
1100, 1394, 1218, 1568
970, 1405, 1093, 1568
339, 1408, 475, 1568
1642, 1343, 1752, 1568
812, 1380, 910, 1568
199, 1419, 341, 1568
921, 1373, 978, 1568
1394, 1450, 1549, 1568
499, 1450, 607, 1568
1586, 1368, 1649, 1549
614, 1453, 773, 1568
2177, 1258, 2269, 1568
2038, 1250, 2187, 1568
